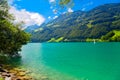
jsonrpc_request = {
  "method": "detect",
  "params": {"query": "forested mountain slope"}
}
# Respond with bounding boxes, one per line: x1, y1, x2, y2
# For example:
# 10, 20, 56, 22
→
31, 3, 120, 42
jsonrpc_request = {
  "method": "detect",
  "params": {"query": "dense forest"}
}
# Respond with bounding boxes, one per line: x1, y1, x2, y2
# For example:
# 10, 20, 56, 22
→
30, 3, 120, 42
0, 0, 30, 59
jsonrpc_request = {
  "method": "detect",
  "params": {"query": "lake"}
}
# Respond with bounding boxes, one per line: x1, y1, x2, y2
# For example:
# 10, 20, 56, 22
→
12, 42, 120, 80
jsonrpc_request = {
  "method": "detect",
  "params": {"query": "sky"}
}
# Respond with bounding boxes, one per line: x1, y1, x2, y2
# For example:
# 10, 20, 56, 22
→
8, 0, 120, 27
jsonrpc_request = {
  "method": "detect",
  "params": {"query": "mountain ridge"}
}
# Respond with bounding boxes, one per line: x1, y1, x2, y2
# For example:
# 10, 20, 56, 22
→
30, 3, 120, 42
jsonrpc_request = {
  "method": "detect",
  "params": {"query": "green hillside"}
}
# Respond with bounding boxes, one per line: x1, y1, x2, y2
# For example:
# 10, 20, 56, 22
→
31, 3, 120, 42
101, 30, 120, 42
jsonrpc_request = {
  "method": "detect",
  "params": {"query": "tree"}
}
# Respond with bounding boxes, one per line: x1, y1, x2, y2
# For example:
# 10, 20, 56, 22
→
0, 0, 30, 58
59, 0, 71, 5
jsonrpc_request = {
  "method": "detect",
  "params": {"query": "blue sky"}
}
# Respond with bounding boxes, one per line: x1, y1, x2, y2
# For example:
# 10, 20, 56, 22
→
9, 0, 120, 27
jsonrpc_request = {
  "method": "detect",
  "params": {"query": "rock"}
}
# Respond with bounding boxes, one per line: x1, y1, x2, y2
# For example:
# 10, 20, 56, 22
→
0, 65, 34, 80
15, 77, 22, 80
14, 68, 21, 70
5, 76, 11, 80
16, 76, 33, 80
0, 66, 5, 72
25, 71, 32, 74
41, 76, 49, 80
22, 76, 33, 80
1, 72, 8, 76
17, 72, 26, 76
0, 69, 5, 72
0, 64, 3, 68
9, 70, 18, 75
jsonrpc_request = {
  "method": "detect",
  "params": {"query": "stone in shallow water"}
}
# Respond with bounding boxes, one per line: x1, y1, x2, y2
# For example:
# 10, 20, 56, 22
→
18, 72, 26, 76
5, 76, 11, 80
0, 65, 34, 80
16, 76, 33, 80
1, 72, 9, 76
40, 76, 49, 80
9, 70, 18, 75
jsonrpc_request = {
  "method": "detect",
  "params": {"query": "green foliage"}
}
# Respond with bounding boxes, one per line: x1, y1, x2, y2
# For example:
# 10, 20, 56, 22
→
0, 77, 4, 80
59, 0, 71, 5
101, 30, 120, 42
87, 20, 93, 28
0, 20, 30, 57
110, 31, 120, 41
48, 38, 56, 42
101, 31, 114, 41
86, 38, 102, 42
34, 28, 43, 32
0, 0, 30, 57
48, 37, 64, 42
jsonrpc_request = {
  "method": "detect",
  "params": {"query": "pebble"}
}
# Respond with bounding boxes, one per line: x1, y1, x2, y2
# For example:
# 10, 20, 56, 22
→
41, 76, 49, 80
0, 65, 33, 80
5, 76, 11, 80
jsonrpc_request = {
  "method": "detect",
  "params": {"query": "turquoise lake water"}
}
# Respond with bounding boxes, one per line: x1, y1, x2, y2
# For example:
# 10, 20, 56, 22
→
13, 42, 120, 80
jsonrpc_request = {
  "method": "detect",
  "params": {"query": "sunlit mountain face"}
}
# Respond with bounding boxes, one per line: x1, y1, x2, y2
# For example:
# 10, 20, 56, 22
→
30, 3, 120, 42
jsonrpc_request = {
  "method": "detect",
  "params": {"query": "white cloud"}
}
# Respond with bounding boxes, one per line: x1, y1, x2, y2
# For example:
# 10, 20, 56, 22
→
48, 16, 51, 19
62, 12, 66, 14
8, 0, 21, 5
86, 2, 93, 6
53, 16, 58, 19
8, 0, 14, 5
68, 8, 73, 13
83, 1, 93, 7
53, 9, 57, 14
49, 0, 55, 3
81, 8, 86, 11
81, 1, 93, 11
9, 6, 45, 28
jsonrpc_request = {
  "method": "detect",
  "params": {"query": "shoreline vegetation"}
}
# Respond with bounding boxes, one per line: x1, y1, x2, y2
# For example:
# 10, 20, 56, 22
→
0, 0, 31, 79
31, 30, 120, 43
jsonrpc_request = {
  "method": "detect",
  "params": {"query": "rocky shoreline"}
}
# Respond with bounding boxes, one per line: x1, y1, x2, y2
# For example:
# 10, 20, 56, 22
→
0, 64, 33, 80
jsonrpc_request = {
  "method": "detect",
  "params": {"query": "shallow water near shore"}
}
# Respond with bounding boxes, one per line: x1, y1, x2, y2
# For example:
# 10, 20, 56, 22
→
10, 42, 120, 80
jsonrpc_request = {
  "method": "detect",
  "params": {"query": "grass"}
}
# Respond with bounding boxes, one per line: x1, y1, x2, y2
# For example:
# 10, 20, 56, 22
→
87, 20, 94, 28
48, 37, 64, 42
0, 77, 4, 80
111, 30, 120, 40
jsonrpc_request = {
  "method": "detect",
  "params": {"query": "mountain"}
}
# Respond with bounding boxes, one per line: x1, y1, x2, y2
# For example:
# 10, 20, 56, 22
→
31, 3, 120, 42
24, 25, 41, 33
